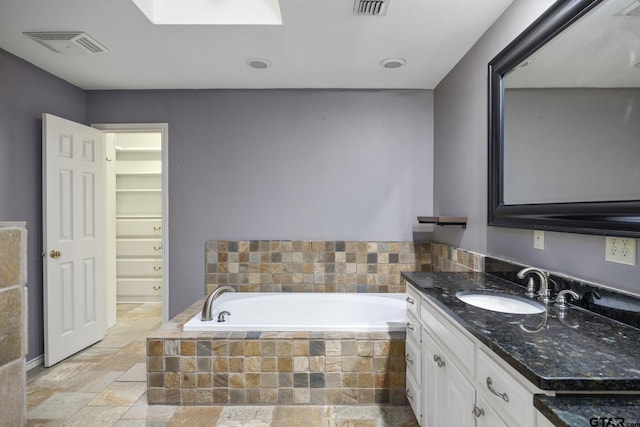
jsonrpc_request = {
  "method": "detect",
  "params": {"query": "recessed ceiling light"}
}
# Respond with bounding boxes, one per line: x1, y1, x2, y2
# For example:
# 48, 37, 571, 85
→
247, 58, 272, 69
380, 58, 406, 69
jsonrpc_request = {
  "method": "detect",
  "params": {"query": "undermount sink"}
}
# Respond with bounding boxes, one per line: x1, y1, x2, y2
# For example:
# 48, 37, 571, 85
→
456, 291, 545, 314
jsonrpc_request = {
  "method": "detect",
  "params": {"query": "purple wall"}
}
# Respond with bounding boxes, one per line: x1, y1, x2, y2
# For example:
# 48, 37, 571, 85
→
432, 1, 640, 295
86, 89, 434, 319
0, 49, 86, 361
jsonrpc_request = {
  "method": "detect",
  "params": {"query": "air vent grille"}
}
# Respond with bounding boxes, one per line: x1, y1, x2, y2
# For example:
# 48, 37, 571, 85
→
618, 0, 640, 16
23, 31, 109, 55
354, 0, 389, 16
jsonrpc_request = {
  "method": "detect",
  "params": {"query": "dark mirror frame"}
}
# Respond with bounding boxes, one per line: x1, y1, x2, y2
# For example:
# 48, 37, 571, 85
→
488, 0, 640, 238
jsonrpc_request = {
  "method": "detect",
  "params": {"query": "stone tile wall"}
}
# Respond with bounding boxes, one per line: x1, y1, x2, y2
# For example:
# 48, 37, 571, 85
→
431, 242, 485, 272
0, 222, 27, 426
205, 240, 432, 294
147, 301, 406, 406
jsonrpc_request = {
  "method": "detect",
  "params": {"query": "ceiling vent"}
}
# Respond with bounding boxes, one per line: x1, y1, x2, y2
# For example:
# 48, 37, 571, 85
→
353, 0, 389, 16
23, 32, 109, 55
618, 0, 640, 16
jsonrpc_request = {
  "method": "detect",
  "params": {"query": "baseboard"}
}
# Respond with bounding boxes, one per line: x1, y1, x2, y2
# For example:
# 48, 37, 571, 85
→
26, 355, 44, 371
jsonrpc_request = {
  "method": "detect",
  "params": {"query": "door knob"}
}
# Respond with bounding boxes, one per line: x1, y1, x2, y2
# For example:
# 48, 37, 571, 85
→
49, 250, 62, 259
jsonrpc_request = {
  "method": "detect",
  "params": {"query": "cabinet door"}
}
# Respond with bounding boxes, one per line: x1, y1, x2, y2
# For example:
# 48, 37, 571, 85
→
474, 395, 509, 427
422, 330, 475, 427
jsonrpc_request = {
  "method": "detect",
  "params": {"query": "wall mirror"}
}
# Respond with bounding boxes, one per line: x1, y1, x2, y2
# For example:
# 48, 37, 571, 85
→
488, 0, 640, 237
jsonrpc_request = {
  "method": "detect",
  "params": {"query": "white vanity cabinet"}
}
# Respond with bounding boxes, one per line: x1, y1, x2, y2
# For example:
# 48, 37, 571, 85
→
406, 283, 548, 427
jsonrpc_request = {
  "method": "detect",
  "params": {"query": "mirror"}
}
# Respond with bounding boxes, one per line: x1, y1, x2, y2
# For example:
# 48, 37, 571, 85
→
488, 0, 640, 237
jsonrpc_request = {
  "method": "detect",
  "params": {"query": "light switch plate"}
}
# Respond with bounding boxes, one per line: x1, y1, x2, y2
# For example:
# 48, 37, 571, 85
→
605, 237, 637, 266
534, 230, 544, 250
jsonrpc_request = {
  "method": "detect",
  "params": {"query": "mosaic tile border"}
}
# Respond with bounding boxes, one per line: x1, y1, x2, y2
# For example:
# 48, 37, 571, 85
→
205, 240, 432, 294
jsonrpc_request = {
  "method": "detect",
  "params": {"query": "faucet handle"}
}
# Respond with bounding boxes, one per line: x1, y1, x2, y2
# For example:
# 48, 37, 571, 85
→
555, 289, 580, 309
524, 276, 538, 298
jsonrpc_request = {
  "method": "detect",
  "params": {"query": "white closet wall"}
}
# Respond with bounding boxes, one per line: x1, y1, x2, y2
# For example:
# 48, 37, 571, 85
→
115, 133, 162, 302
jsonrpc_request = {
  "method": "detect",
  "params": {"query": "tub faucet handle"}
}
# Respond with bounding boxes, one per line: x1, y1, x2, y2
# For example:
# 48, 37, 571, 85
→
217, 311, 231, 322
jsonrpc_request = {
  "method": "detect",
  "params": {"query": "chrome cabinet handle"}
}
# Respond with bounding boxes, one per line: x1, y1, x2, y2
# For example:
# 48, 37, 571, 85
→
153, 245, 162, 251
486, 377, 509, 402
153, 285, 161, 291
153, 266, 162, 271
405, 353, 414, 365
433, 355, 445, 368
406, 388, 415, 402
406, 322, 414, 331
472, 405, 485, 418
153, 226, 161, 232
406, 296, 415, 304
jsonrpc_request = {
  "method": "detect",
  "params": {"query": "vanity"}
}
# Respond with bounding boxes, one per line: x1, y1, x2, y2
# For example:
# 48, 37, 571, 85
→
402, 271, 640, 427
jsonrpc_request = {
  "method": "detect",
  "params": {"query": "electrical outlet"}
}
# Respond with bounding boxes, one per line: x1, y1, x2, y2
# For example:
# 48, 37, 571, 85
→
534, 230, 544, 250
605, 237, 637, 266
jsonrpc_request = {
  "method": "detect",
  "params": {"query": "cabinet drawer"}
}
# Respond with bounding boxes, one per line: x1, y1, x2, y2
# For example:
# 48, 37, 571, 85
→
406, 368, 421, 425
406, 285, 420, 319
474, 395, 508, 427
116, 239, 162, 257
116, 218, 162, 237
406, 312, 421, 344
476, 349, 535, 427
405, 333, 421, 384
420, 300, 475, 377
117, 279, 162, 296
117, 259, 162, 277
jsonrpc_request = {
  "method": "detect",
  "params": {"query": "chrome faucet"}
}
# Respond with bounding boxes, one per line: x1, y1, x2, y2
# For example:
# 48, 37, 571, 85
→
555, 289, 579, 309
517, 267, 554, 304
217, 311, 231, 322
201, 285, 235, 321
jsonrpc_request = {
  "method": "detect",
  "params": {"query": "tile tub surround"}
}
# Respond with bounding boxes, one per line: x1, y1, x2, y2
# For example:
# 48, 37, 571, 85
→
0, 222, 27, 427
205, 240, 432, 294
146, 300, 407, 406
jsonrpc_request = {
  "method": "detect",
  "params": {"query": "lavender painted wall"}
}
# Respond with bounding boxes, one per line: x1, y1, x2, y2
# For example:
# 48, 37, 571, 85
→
86, 89, 434, 317
0, 49, 86, 360
433, 1, 640, 295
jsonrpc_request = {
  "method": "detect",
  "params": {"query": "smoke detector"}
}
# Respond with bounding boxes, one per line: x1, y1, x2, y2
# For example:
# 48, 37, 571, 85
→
353, 0, 389, 16
23, 32, 109, 55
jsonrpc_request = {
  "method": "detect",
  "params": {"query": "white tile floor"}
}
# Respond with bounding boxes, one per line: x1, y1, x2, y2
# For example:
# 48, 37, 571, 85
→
26, 303, 419, 426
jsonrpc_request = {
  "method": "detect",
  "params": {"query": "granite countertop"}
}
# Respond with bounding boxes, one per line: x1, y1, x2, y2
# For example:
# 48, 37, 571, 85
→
534, 395, 640, 427
402, 271, 640, 392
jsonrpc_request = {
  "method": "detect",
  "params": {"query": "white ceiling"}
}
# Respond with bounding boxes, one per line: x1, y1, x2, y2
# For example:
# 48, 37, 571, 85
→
0, 0, 513, 90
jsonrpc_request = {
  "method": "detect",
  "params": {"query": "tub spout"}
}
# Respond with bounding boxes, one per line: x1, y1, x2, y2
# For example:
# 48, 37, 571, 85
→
201, 285, 235, 321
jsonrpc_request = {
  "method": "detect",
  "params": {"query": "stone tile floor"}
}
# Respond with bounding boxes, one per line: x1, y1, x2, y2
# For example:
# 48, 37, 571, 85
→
27, 303, 419, 426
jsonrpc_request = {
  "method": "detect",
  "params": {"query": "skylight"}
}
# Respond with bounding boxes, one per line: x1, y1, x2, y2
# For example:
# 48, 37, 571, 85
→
130, 0, 282, 25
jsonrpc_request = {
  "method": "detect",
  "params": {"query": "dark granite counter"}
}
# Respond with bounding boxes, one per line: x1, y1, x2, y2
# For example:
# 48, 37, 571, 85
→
402, 271, 640, 392
534, 395, 640, 427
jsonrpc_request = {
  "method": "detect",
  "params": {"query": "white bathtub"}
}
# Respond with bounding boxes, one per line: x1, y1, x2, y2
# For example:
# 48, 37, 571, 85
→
183, 292, 407, 332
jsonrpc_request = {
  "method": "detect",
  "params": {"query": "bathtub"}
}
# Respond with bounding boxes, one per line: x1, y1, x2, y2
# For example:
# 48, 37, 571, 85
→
183, 292, 407, 332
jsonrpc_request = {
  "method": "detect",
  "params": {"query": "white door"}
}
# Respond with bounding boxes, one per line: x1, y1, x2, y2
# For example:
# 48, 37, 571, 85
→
43, 113, 106, 366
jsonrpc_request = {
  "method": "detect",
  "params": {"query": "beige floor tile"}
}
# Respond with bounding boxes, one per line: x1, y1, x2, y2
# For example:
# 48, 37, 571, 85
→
121, 393, 178, 420
118, 363, 147, 382
114, 420, 168, 427
27, 383, 64, 406
272, 406, 324, 427
117, 340, 147, 355
91, 354, 145, 372
89, 382, 147, 406
377, 406, 420, 427
30, 362, 93, 384
166, 406, 224, 427
219, 406, 274, 422
27, 392, 96, 420
62, 405, 130, 427
26, 419, 65, 426
65, 371, 124, 393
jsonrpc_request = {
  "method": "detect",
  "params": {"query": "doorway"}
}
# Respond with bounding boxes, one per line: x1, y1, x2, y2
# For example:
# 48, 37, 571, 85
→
96, 123, 169, 328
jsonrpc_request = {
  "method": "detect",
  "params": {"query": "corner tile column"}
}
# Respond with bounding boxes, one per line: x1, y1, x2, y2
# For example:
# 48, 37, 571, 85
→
0, 222, 27, 426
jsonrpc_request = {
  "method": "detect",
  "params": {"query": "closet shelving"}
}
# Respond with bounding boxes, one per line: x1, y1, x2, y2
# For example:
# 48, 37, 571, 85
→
115, 136, 162, 303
